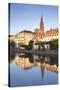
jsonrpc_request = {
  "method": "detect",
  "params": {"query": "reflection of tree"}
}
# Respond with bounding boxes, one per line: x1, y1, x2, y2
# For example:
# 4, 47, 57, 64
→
8, 39, 16, 63
50, 55, 58, 67
19, 53, 33, 63
10, 55, 15, 63
27, 54, 33, 63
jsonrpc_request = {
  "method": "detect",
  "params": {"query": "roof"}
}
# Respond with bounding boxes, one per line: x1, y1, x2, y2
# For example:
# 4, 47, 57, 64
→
16, 30, 33, 36
20, 30, 33, 33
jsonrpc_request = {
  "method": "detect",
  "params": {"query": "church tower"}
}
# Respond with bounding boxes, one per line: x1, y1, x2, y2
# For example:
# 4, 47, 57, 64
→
40, 15, 44, 31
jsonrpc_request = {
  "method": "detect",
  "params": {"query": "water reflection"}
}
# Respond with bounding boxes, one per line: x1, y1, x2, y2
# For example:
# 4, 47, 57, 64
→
10, 53, 58, 74
9, 53, 58, 86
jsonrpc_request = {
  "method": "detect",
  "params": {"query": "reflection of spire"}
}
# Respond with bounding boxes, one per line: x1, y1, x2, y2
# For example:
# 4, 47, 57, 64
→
40, 63, 45, 79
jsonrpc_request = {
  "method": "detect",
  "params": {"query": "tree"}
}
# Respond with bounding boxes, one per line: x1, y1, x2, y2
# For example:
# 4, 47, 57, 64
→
49, 39, 58, 49
9, 40, 16, 55
27, 40, 34, 50
19, 41, 34, 50
10, 40, 16, 46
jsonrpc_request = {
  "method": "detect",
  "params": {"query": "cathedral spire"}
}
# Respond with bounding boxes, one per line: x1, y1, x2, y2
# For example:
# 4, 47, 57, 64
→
40, 15, 44, 31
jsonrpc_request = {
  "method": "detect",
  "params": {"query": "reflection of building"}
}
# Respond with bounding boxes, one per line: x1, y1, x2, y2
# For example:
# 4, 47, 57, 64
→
12, 55, 34, 69
11, 30, 33, 45
33, 16, 58, 42
11, 55, 58, 74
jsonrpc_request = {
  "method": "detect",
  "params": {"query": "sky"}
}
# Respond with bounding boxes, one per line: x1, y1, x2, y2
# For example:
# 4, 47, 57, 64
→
9, 3, 58, 35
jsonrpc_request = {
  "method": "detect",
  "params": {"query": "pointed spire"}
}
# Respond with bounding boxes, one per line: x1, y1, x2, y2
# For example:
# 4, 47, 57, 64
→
40, 15, 44, 31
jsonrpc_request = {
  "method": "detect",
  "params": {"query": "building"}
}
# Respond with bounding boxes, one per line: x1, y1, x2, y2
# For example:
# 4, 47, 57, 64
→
33, 16, 58, 50
8, 35, 14, 41
13, 30, 33, 45
9, 15, 58, 48
33, 16, 58, 42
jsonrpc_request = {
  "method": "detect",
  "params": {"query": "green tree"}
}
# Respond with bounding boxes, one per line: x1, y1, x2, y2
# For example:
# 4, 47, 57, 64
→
27, 40, 34, 50
49, 39, 58, 49
10, 40, 16, 46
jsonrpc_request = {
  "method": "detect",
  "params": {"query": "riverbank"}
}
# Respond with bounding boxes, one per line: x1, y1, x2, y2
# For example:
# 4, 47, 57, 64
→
19, 49, 58, 56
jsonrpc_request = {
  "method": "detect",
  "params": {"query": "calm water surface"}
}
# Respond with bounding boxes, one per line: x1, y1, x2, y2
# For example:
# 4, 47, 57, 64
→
9, 53, 58, 87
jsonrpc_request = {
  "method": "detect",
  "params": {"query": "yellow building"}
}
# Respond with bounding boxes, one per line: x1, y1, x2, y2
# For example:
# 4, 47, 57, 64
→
13, 30, 33, 45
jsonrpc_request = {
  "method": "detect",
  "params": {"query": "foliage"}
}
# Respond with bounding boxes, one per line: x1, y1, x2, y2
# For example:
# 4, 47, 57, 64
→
10, 40, 16, 46
49, 39, 58, 49
27, 40, 34, 50
20, 40, 34, 50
